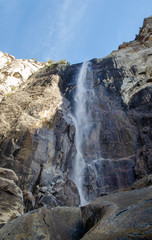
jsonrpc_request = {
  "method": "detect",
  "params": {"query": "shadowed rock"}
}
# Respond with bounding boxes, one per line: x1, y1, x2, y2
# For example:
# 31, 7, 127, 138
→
0, 168, 23, 227
81, 187, 152, 240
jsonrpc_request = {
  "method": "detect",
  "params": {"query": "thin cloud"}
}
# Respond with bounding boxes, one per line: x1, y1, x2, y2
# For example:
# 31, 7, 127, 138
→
42, 0, 89, 62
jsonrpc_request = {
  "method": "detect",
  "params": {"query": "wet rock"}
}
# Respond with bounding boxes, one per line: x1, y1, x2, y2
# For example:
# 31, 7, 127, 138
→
0, 207, 85, 240
81, 187, 152, 240
83, 157, 135, 201
0, 168, 23, 226
52, 179, 80, 206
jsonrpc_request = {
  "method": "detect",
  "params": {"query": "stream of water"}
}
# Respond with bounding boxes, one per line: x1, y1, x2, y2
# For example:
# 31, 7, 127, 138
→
72, 61, 94, 205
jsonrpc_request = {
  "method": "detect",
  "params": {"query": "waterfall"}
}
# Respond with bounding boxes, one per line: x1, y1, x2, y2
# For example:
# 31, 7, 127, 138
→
70, 61, 135, 205
72, 61, 94, 206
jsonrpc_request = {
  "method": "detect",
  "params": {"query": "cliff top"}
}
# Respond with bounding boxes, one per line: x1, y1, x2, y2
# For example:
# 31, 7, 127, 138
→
119, 16, 152, 50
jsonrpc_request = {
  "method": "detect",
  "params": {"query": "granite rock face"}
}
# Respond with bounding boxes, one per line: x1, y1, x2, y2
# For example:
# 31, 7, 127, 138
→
1, 17, 152, 211
1, 187, 152, 240
0, 167, 23, 227
81, 187, 152, 240
0, 60, 79, 209
0, 207, 85, 240
0, 51, 45, 102
62, 16, 152, 201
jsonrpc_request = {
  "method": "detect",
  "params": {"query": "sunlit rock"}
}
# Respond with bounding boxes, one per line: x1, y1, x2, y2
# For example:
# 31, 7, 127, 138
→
0, 51, 46, 101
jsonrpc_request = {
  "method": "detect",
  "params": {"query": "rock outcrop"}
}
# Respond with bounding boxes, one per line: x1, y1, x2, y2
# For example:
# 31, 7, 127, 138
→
81, 187, 152, 240
0, 51, 45, 101
0, 17, 152, 239
1, 187, 152, 240
0, 167, 23, 227
0, 207, 84, 240
0, 60, 79, 209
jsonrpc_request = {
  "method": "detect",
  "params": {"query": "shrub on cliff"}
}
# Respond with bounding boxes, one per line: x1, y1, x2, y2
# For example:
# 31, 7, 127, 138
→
57, 59, 69, 64
46, 59, 70, 72
48, 59, 55, 66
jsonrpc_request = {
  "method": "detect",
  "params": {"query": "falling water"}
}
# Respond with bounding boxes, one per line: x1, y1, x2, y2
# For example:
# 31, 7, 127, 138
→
70, 61, 135, 205
72, 61, 94, 206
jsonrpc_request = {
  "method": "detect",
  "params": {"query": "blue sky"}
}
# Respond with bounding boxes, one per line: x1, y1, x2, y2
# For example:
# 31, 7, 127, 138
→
0, 0, 152, 64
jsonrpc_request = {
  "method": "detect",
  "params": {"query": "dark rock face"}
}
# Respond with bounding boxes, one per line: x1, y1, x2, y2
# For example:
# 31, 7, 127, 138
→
127, 86, 152, 179
63, 58, 137, 201
60, 17, 152, 201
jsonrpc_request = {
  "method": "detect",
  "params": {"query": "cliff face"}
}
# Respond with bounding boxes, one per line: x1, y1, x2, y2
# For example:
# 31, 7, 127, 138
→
0, 51, 45, 102
1, 17, 152, 234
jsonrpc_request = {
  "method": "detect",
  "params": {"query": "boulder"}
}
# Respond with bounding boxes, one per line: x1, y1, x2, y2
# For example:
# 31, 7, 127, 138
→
0, 207, 85, 240
36, 179, 80, 208
81, 187, 152, 240
132, 174, 152, 189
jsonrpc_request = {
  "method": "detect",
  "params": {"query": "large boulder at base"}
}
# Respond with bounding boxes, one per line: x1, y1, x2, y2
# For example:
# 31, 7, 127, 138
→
0, 207, 85, 240
81, 187, 152, 240
0, 167, 23, 227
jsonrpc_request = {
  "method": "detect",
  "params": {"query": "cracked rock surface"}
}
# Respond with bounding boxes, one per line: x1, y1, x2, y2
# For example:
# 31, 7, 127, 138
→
81, 187, 152, 240
0, 167, 23, 227
0, 207, 85, 240
0, 51, 45, 102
